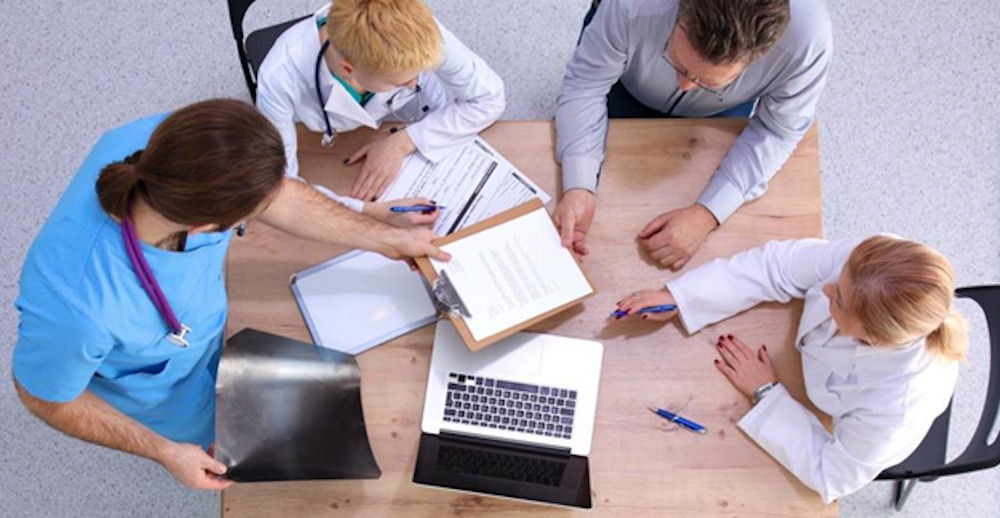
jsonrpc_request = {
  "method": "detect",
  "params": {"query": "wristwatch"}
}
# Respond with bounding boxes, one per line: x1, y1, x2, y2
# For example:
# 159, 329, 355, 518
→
751, 381, 779, 406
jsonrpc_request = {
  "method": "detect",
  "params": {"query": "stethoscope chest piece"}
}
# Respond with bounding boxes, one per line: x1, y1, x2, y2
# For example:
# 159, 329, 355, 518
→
167, 324, 193, 348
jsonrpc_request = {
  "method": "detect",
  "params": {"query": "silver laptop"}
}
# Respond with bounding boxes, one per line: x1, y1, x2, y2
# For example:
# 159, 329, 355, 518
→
414, 321, 603, 508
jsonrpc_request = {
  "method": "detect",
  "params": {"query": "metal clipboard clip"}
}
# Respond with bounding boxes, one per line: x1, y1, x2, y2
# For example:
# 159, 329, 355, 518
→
432, 270, 472, 319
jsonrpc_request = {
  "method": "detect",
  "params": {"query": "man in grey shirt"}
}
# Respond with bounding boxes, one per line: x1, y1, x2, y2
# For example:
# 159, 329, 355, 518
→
554, 0, 831, 269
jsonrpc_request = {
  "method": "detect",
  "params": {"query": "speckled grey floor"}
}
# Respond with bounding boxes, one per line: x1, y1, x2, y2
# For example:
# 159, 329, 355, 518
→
1, 1, 997, 517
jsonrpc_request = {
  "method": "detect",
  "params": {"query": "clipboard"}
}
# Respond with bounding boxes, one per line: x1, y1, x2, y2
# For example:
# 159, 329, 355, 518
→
414, 198, 596, 351
290, 250, 437, 355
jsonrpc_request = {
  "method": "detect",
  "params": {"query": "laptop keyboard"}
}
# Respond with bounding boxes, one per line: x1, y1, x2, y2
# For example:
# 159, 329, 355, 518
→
443, 372, 577, 440
438, 442, 566, 486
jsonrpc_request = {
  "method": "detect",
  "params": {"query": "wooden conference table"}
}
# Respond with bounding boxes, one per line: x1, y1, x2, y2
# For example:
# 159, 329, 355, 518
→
224, 120, 830, 517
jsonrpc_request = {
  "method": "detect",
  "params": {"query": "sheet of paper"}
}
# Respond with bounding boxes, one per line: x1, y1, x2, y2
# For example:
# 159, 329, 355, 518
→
292, 251, 437, 355
380, 138, 550, 235
428, 207, 592, 341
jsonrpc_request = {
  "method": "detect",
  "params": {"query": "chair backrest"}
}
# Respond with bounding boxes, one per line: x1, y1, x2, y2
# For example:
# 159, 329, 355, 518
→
226, 0, 261, 100
934, 285, 1000, 475
879, 285, 1000, 480
226, 0, 308, 101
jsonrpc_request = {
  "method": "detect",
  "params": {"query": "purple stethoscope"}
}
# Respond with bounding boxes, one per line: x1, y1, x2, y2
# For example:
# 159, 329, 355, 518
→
121, 208, 191, 348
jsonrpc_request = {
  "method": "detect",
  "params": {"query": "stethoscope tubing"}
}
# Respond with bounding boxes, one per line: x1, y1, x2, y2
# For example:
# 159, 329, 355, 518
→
121, 205, 190, 347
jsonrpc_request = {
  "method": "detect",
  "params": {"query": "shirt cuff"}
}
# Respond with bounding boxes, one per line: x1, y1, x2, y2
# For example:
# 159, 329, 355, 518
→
663, 279, 695, 333
737, 382, 789, 437
560, 155, 602, 192
697, 174, 745, 224
312, 184, 364, 212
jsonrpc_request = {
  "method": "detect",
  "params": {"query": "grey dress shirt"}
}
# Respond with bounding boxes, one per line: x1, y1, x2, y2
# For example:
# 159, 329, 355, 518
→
555, 0, 832, 223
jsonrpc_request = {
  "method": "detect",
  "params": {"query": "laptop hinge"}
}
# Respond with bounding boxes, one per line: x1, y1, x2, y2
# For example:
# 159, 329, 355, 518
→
439, 430, 573, 457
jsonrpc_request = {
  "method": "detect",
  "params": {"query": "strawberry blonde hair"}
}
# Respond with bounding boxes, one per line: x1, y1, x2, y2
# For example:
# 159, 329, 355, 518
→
327, 0, 442, 75
847, 236, 968, 360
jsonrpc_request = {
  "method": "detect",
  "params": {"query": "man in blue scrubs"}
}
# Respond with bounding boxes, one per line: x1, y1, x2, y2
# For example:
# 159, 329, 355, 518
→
12, 99, 447, 490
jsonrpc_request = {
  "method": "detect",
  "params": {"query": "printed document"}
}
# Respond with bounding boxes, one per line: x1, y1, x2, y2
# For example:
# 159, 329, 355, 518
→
428, 206, 592, 341
380, 138, 550, 235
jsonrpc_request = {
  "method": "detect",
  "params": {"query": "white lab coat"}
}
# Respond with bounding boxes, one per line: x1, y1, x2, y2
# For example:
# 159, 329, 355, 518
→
666, 238, 958, 503
256, 3, 506, 209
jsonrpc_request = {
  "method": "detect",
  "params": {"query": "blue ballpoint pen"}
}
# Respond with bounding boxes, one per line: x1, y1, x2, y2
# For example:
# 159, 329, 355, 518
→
389, 204, 446, 213
611, 304, 677, 319
647, 406, 708, 434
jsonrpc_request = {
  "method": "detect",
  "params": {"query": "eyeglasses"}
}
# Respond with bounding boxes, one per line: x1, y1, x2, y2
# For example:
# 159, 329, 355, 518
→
661, 30, 740, 99
385, 83, 430, 124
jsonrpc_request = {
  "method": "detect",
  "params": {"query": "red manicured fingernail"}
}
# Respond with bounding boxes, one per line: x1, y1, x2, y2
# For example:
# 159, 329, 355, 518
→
713, 359, 720, 364
762, 345, 767, 351
641, 315, 648, 320
727, 334, 733, 339
343, 159, 349, 165
715, 343, 722, 348
718, 335, 724, 341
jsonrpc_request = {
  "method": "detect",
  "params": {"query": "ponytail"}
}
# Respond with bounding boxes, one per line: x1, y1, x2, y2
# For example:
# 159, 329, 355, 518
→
848, 235, 969, 361
926, 308, 969, 361
93, 100, 284, 228
96, 150, 144, 219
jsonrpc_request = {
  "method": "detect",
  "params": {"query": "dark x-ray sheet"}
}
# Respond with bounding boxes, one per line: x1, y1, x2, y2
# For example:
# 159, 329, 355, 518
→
215, 328, 381, 481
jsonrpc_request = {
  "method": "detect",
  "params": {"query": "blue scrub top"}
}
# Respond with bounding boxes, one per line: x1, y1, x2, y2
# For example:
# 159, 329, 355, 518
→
13, 113, 232, 448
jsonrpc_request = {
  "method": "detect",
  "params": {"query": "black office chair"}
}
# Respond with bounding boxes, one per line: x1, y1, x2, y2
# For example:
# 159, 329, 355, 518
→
227, 0, 310, 101
875, 285, 1000, 510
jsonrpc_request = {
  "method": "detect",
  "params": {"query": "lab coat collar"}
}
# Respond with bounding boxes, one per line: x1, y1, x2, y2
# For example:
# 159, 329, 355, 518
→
797, 284, 859, 379
803, 329, 858, 380
797, 284, 835, 344
799, 285, 928, 380
321, 71, 380, 129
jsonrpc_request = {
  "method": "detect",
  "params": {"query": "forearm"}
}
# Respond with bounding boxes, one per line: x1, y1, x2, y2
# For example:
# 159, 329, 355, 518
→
737, 385, 885, 504
697, 118, 802, 224
15, 380, 170, 464
666, 239, 856, 333
258, 178, 403, 256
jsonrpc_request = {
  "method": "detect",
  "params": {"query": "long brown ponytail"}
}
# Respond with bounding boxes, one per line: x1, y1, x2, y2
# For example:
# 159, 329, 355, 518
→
96, 99, 285, 228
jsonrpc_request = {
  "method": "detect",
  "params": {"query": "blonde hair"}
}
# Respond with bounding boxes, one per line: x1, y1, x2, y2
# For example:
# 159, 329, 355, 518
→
847, 236, 968, 360
327, 0, 443, 75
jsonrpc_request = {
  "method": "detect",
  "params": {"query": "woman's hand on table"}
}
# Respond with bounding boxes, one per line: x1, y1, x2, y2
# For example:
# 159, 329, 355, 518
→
713, 334, 777, 399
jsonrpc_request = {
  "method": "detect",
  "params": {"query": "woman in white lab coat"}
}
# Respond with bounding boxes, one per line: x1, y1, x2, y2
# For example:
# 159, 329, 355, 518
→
256, 0, 505, 209
615, 236, 968, 503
